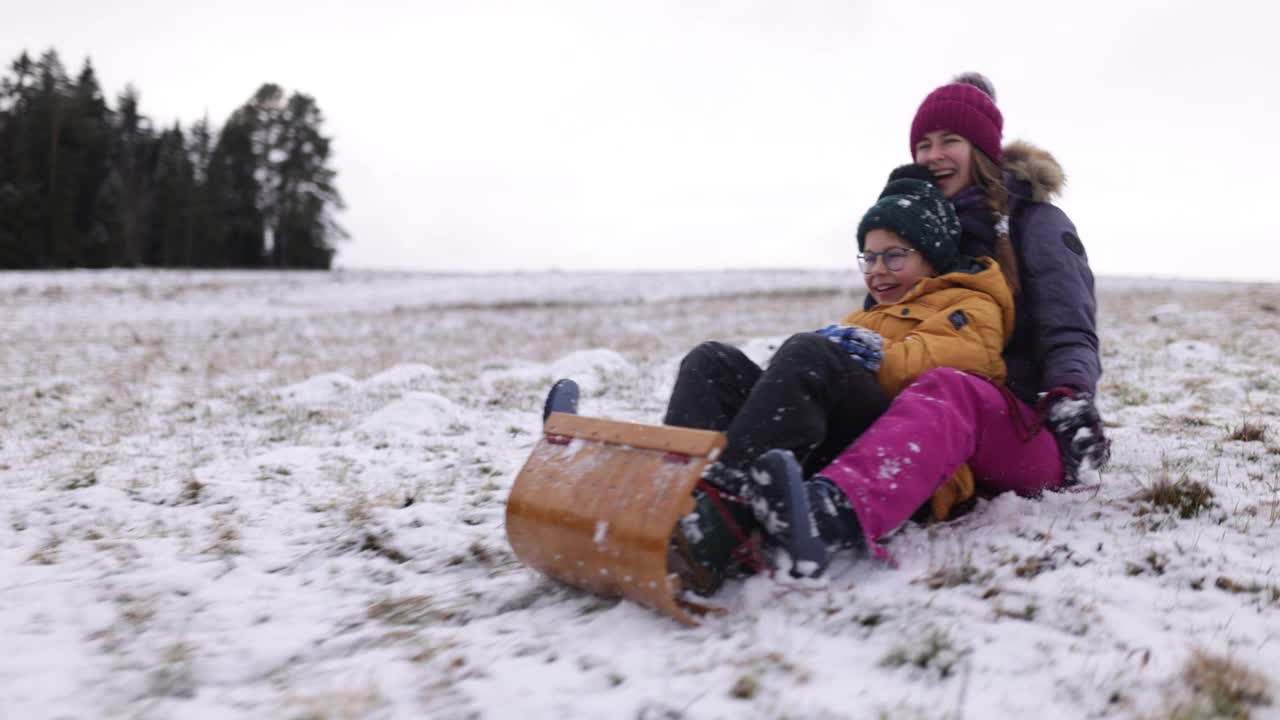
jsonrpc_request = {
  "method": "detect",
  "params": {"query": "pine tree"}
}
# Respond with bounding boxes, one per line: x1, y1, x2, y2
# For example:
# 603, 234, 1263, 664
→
186, 115, 219, 266
0, 52, 38, 267
111, 85, 156, 266
269, 90, 346, 268
207, 106, 265, 266
33, 50, 78, 267
148, 123, 196, 266
247, 83, 286, 263
71, 58, 115, 267
209, 83, 347, 268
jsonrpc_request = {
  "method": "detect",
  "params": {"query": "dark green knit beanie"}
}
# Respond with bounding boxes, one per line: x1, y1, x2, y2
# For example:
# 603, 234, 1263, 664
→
856, 166, 963, 273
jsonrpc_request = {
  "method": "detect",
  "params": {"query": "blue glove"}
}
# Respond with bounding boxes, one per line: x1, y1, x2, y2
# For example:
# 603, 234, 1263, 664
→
814, 325, 883, 372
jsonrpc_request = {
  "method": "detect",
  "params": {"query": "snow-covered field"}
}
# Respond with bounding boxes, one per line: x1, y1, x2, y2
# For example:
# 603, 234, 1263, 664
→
3, 269, 1279, 719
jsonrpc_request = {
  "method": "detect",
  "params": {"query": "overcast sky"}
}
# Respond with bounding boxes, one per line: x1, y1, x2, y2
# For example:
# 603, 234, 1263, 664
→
6, 0, 1279, 280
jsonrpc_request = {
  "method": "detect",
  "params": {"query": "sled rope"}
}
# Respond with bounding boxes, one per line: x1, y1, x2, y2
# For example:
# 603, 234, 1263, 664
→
696, 479, 769, 575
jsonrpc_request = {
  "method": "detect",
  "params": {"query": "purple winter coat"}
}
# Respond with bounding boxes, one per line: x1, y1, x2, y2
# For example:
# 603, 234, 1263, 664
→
866, 141, 1101, 405
998, 141, 1100, 404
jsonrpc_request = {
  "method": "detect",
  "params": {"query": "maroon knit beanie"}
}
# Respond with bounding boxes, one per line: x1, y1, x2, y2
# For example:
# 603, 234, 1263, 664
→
909, 83, 1003, 163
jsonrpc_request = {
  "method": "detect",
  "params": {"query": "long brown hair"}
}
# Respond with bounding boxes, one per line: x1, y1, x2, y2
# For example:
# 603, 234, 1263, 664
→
971, 149, 1020, 294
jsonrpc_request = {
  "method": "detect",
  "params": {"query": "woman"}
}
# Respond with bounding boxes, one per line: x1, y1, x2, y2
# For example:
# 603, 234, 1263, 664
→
748, 73, 1111, 574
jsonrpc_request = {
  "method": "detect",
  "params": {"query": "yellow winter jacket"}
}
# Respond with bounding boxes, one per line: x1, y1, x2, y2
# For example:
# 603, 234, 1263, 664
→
839, 257, 1015, 519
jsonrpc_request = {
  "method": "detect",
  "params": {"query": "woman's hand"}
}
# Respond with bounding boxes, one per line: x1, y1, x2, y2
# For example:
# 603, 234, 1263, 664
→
1040, 387, 1111, 482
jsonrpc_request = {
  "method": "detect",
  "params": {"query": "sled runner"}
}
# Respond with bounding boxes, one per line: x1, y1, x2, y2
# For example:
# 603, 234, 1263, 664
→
505, 390, 727, 626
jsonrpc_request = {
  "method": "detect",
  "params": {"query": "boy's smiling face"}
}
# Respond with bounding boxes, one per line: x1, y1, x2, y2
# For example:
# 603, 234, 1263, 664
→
861, 228, 936, 305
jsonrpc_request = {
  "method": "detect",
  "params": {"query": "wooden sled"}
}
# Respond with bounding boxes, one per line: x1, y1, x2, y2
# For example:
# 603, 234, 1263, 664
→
505, 412, 727, 626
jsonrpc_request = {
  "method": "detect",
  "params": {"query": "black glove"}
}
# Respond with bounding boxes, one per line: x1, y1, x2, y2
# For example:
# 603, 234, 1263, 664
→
1039, 387, 1111, 483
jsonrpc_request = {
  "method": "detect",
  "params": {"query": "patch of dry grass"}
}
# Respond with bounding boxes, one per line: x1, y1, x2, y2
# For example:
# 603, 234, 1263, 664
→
1160, 649, 1273, 719
176, 477, 204, 505
367, 595, 448, 626
146, 639, 197, 699
1133, 474, 1215, 519
918, 559, 992, 590
1226, 422, 1269, 443
26, 533, 61, 565
1213, 577, 1280, 604
879, 625, 965, 679
358, 532, 409, 564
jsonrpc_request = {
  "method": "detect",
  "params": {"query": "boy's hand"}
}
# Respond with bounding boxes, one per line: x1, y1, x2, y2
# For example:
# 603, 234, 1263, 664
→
814, 325, 883, 372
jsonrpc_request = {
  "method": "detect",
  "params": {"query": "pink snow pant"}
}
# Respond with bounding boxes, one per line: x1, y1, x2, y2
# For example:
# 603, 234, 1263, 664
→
818, 368, 1063, 559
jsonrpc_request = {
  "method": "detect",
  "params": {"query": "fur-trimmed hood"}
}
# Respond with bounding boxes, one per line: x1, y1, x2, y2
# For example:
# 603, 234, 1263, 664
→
1002, 140, 1065, 203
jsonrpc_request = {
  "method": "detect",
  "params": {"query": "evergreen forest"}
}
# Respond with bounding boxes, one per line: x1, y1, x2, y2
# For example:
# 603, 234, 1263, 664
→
0, 49, 346, 270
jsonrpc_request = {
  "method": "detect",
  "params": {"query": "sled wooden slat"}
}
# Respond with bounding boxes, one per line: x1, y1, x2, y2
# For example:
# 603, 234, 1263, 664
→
542, 413, 726, 459
505, 413, 727, 626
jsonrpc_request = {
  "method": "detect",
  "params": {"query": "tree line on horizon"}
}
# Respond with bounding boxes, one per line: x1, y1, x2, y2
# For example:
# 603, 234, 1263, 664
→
0, 49, 346, 270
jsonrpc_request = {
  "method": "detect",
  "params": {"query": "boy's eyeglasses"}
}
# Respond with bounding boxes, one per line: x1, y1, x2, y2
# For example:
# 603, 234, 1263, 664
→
857, 247, 919, 272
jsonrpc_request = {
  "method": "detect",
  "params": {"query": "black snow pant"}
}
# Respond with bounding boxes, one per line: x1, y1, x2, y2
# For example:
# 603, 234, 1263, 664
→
664, 333, 892, 477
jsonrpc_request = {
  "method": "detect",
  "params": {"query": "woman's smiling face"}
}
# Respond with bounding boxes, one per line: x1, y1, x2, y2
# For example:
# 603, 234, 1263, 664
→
913, 130, 973, 198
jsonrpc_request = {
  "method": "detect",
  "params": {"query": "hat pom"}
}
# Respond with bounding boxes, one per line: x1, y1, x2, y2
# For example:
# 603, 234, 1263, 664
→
951, 72, 997, 103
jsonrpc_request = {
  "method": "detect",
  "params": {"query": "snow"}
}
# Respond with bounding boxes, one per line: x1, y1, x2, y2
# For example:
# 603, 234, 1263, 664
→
364, 363, 440, 390
793, 560, 820, 577
2, 269, 1280, 719
876, 457, 904, 481
359, 392, 466, 437
278, 372, 359, 405
1158, 339, 1222, 367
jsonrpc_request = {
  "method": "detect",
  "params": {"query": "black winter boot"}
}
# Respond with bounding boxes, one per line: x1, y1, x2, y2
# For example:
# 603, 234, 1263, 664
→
806, 476, 866, 558
698, 461, 750, 498
542, 378, 580, 422
748, 450, 865, 578
667, 487, 760, 595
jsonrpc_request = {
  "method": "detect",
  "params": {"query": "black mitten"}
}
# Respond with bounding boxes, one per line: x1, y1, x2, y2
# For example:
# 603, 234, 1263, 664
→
1040, 387, 1111, 483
